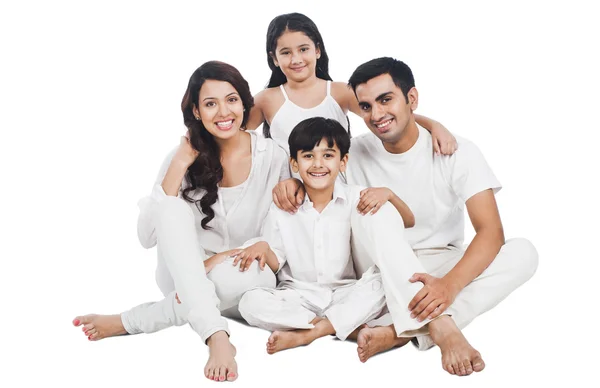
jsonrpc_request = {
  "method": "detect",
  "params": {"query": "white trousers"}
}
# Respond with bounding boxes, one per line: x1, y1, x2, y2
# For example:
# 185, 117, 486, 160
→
351, 202, 539, 350
238, 267, 387, 340
120, 197, 276, 342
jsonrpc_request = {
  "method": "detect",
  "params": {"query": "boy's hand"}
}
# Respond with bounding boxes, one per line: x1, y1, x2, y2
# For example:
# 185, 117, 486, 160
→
232, 242, 271, 271
273, 178, 305, 214
357, 187, 392, 215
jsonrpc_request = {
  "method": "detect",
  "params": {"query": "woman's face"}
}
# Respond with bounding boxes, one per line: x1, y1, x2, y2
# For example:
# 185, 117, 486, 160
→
193, 80, 245, 141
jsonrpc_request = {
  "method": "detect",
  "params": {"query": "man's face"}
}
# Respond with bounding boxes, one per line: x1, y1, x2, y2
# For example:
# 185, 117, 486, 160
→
355, 73, 418, 144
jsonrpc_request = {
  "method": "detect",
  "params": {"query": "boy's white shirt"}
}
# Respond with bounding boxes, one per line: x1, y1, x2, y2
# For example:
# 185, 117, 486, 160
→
252, 181, 365, 310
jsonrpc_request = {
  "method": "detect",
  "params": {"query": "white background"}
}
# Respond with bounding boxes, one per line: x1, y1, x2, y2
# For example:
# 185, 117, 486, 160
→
1, 0, 598, 386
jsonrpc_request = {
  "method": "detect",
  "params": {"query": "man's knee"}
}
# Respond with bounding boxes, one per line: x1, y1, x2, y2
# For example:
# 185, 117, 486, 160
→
504, 238, 539, 282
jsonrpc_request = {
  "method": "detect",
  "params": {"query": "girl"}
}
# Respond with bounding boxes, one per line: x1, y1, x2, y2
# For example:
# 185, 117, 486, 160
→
246, 12, 457, 155
73, 61, 290, 383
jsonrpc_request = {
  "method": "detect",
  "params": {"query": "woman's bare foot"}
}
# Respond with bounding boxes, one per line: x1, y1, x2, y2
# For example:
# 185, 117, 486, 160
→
204, 331, 238, 382
72, 314, 127, 341
428, 316, 485, 376
356, 325, 410, 362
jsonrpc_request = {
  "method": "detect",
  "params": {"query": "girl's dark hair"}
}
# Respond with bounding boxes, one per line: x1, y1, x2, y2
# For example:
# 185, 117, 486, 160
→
180, 61, 254, 230
263, 13, 335, 138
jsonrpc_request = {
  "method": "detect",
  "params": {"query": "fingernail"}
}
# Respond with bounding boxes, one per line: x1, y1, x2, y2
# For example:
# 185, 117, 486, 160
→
410, 313, 415, 318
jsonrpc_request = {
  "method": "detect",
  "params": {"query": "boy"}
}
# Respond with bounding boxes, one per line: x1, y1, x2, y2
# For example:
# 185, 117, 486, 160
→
236, 117, 419, 353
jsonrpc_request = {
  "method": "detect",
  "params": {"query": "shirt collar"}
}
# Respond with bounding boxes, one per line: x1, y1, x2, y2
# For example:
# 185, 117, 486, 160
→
300, 181, 347, 211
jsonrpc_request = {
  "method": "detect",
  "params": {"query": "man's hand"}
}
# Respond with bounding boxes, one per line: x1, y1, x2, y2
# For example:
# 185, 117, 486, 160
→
408, 273, 460, 321
272, 178, 305, 214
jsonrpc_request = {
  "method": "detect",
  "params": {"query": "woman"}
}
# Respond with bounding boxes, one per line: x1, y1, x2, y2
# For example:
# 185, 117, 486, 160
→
73, 61, 290, 382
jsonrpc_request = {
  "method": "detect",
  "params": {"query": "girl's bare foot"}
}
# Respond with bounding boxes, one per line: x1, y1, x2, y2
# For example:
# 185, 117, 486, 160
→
356, 326, 410, 362
204, 331, 238, 382
428, 316, 485, 376
72, 314, 127, 341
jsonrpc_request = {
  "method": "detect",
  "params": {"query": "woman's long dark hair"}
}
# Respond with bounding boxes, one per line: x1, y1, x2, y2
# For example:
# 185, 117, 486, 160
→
263, 13, 333, 138
180, 61, 254, 230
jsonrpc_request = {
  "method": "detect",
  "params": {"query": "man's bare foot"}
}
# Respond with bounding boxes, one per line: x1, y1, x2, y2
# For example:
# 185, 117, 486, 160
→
267, 331, 311, 354
428, 316, 485, 376
356, 326, 410, 362
205, 331, 238, 382
72, 314, 127, 341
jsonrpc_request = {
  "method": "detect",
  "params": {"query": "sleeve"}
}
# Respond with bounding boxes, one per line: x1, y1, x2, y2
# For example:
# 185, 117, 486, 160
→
136, 146, 180, 249
258, 204, 287, 272
445, 139, 502, 202
275, 144, 292, 182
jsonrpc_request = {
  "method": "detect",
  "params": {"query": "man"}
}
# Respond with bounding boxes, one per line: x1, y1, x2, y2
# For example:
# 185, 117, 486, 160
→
273, 57, 538, 376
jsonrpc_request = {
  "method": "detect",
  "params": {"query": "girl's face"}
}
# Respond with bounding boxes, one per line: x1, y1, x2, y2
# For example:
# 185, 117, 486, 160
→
271, 30, 321, 83
193, 80, 244, 141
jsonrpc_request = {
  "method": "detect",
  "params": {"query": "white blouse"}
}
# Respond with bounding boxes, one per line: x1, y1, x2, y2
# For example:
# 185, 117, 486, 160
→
137, 130, 291, 256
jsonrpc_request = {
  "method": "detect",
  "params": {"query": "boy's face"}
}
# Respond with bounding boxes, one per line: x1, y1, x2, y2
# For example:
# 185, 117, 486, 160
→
291, 138, 348, 192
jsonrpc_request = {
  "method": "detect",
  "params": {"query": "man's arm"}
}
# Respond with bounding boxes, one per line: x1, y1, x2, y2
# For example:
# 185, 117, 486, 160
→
443, 189, 505, 291
408, 189, 504, 321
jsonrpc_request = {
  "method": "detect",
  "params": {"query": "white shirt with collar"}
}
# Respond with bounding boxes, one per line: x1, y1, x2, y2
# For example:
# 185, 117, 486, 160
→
137, 130, 291, 256
260, 181, 365, 309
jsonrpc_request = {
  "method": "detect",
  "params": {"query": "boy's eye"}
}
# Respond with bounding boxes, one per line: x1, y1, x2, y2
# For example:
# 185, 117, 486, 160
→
303, 154, 313, 159
324, 153, 334, 158
382, 97, 391, 103
360, 104, 371, 111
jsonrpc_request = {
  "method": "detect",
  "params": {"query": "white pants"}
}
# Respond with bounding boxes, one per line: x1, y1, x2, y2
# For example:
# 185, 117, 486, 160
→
120, 197, 276, 342
238, 267, 387, 340
351, 203, 539, 350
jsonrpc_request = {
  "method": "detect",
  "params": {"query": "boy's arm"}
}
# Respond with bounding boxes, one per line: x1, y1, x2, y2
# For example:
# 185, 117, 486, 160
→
357, 187, 415, 228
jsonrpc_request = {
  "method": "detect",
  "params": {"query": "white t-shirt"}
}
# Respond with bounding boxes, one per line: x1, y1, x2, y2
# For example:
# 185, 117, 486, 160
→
346, 125, 501, 250
259, 182, 363, 309
137, 130, 291, 256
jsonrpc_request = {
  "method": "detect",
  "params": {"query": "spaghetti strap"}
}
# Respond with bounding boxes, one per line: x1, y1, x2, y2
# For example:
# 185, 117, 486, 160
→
326, 80, 331, 96
280, 84, 289, 100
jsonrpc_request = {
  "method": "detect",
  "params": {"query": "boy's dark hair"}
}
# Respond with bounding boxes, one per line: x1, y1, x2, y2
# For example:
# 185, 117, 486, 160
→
348, 57, 415, 101
288, 117, 350, 160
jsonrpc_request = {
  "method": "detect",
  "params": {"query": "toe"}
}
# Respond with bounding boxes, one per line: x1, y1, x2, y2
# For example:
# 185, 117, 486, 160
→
473, 356, 485, 372
73, 316, 85, 326
457, 361, 467, 376
464, 360, 473, 375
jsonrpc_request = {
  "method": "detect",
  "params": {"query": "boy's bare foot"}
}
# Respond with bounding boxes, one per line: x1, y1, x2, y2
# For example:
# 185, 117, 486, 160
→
266, 330, 311, 354
205, 331, 238, 382
356, 326, 410, 362
428, 316, 485, 376
72, 314, 127, 341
